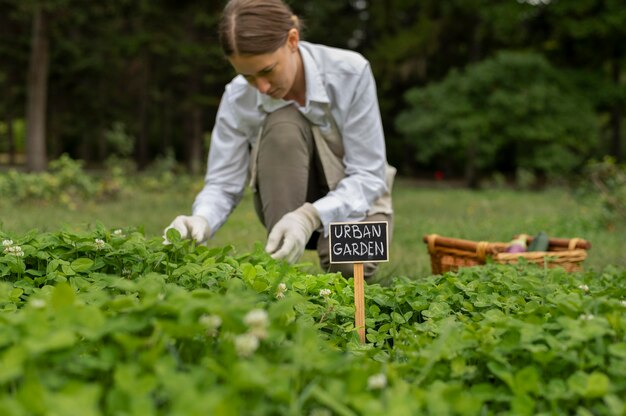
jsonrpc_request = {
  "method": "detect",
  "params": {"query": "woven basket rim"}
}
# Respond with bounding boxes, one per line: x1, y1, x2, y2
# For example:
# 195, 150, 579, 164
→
423, 233, 590, 274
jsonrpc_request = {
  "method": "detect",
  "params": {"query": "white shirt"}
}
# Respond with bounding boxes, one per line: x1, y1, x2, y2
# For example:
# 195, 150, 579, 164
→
192, 41, 389, 237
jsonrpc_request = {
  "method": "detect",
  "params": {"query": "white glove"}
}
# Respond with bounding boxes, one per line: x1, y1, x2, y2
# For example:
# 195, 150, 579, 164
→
163, 215, 211, 244
265, 203, 321, 264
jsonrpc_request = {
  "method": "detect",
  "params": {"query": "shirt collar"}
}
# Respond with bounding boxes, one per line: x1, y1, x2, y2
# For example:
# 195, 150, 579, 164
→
257, 42, 330, 112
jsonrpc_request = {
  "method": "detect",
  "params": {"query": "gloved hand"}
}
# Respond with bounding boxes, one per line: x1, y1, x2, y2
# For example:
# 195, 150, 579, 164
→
163, 215, 211, 244
265, 203, 321, 264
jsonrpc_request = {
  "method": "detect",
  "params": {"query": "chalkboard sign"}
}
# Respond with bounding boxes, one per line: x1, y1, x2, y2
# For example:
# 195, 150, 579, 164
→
329, 221, 389, 263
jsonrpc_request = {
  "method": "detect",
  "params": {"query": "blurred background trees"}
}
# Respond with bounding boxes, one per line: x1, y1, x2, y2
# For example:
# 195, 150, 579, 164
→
0, 0, 624, 186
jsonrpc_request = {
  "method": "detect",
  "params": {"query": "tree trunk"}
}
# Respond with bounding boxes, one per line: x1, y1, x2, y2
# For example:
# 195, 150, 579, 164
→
185, 67, 203, 175
470, 17, 483, 63
610, 47, 622, 162
186, 105, 203, 175
97, 124, 107, 164
6, 113, 15, 165
25, 5, 49, 172
136, 55, 150, 170
465, 143, 479, 188
184, 15, 204, 175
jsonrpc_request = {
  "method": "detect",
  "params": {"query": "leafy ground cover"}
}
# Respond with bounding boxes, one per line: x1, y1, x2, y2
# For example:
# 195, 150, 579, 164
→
0, 227, 625, 415
1, 176, 624, 280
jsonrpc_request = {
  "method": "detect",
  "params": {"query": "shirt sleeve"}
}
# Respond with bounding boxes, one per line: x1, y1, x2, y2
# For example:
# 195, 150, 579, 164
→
192, 90, 251, 237
313, 62, 388, 232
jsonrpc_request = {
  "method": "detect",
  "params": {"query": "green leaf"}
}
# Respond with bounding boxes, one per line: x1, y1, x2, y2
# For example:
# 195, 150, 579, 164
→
511, 393, 535, 416
71, 257, 94, 272
566, 371, 610, 398
514, 366, 540, 395
391, 311, 406, 324
545, 378, 572, 400
309, 385, 358, 416
0, 346, 26, 383
487, 361, 514, 390
61, 264, 76, 276
9, 287, 24, 300
17, 369, 47, 414
585, 372, 610, 398
165, 228, 181, 244
240, 263, 256, 280
24, 329, 77, 354
608, 343, 626, 359
51, 282, 76, 309
46, 382, 101, 416
422, 302, 451, 319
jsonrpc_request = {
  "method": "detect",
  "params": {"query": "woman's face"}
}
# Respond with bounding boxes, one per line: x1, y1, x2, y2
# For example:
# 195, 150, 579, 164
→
228, 29, 301, 101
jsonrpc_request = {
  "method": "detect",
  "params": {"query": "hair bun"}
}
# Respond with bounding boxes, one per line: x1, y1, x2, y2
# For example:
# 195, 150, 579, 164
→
291, 15, 300, 30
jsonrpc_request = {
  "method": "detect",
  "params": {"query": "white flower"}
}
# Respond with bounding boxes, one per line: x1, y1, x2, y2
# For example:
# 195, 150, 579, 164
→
113, 229, 125, 237
319, 289, 332, 298
367, 373, 388, 390
244, 309, 269, 339
94, 239, 106, 250
2, 240, 13, 247
234, 333, 259, 357
4, 245, 24, 257
578, 284, 589, 292
31, 299, 46, 309
200, 314, 222, 328
276, 283, 287, 299
200, 314, 222, 337
244, 309, 268, 328
579, 314, 595, 321
249, 326, 268, 340
121, 268, 131, 276
621, 300, 626, 307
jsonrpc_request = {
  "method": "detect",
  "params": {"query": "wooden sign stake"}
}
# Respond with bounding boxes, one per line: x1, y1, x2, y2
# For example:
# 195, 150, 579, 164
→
353, 262, 366, 343
328, 221, 389, 346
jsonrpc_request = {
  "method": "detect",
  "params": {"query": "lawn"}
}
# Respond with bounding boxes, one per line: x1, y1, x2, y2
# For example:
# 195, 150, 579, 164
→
1, 177, 623, 281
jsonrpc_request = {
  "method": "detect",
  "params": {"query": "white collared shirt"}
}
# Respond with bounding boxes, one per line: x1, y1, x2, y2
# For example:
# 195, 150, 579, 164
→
192, 41, 389, 236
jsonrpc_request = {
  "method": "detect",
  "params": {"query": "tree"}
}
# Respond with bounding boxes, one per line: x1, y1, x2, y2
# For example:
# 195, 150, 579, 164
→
24, 2, 49, 171
349, 0, 536, 173
1, 0, 618, 178
396, 52, 599, 187
0, 1, 28, 165
540, 0, 626, 162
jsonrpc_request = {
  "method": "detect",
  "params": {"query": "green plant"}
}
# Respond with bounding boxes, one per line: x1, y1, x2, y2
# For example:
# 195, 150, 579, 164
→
0, 155, 124, 209
105, 122, 135, 159
138, 148, 184, 191
0, 226, 625, 414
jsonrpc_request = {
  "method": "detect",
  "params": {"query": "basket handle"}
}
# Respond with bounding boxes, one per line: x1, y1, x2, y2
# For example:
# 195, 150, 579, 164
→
426, 234, 439, 254
568, 238, 582, 250
423, 234, 488, 252
424, 234, 492, 262
476, 241, 489, 262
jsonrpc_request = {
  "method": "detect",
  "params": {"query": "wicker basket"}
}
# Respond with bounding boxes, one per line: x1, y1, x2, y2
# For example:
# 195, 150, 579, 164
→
423, 234, 591, 274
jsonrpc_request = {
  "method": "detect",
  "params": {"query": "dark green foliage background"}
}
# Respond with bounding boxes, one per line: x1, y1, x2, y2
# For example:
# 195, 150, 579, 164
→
0, 0, 624, 180
396, 52, 599, 185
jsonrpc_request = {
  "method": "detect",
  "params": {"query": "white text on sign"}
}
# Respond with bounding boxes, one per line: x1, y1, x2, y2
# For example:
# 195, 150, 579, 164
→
328, 221, 389, 264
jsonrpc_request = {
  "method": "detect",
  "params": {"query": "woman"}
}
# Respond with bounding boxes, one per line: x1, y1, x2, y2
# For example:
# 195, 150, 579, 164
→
165, 0, 395, 278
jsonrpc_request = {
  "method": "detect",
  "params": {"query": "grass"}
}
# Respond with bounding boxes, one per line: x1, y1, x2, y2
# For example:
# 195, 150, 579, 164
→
1, 177, 623, 281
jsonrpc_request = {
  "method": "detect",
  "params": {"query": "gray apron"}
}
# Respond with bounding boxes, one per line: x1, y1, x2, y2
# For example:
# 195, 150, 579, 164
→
249, 105, 395, 217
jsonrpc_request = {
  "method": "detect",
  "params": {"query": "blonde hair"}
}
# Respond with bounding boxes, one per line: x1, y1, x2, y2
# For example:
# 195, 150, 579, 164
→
219, 0, 301, 56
